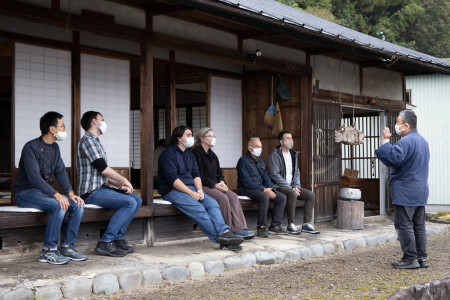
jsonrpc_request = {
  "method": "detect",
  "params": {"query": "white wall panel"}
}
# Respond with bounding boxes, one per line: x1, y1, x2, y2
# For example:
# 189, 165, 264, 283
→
210, 76, 242, 168
80, 54, 130, 167
406, 74, 450, 206
14, 43, 72, 167
364, 67, 403, 100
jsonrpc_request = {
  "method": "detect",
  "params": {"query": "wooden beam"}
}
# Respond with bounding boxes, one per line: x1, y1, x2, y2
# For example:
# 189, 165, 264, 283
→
301, 53, 313, 189
165, 50, 176, 141
71, 31, 80, 190
317, 89, 406, 110
152, 33, 311, 75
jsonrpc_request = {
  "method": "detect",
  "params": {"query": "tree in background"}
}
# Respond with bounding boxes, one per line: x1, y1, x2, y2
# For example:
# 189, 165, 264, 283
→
276, 0, 449, 58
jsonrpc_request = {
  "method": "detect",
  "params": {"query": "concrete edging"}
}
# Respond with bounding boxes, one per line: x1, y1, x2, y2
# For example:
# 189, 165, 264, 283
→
1, 225, 449, 300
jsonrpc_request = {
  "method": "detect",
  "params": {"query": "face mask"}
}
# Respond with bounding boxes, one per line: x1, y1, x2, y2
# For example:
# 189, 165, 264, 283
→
250, 147, 262, 157
209, 138, 216, 147
98, 121, 108, 134
183, 137, 194, 148
395, 123, 406, 136
284, 140, 293, 150
54, 130, 67, 141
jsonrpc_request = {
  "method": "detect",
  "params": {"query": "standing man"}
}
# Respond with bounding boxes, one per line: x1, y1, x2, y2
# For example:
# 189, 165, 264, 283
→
237, 137, 287, 237
268, 131, 320, 235
15, 111, 87, 264
375, 110, 429, 269
77, 111, 142, 257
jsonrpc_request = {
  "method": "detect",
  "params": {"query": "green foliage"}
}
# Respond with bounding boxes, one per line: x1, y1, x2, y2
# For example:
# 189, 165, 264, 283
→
275, 0, 450, 58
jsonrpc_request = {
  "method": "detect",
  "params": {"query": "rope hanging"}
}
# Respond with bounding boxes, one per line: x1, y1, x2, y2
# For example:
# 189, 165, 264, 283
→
335, 58, 365, 145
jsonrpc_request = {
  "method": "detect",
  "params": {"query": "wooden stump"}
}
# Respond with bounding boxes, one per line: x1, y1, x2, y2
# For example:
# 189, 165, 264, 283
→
336, 199, 364, 230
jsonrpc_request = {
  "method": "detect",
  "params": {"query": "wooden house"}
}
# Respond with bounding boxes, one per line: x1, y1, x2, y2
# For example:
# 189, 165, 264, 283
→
0, 0, 449, 252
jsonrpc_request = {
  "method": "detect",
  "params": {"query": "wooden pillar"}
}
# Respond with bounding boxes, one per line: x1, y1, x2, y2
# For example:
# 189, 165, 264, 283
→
51, 0, 60, 11
165, 50, 176, 140
71, 31, 80, 189
140, 15, 154, 207
300, 53, 313, 190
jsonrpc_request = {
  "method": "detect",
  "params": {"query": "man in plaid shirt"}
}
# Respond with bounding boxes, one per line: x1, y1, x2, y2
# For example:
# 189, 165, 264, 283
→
77, 111, 142, 257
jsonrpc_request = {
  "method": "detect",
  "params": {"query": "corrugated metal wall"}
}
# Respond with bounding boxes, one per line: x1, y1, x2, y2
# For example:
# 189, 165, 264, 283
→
406, 74, 450, 205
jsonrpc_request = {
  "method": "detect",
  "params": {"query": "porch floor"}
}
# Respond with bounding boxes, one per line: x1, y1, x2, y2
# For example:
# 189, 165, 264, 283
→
0, 217, 448, 293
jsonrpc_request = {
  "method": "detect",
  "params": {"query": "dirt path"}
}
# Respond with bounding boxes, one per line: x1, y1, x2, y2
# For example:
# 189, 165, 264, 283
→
91, 235, 450, 300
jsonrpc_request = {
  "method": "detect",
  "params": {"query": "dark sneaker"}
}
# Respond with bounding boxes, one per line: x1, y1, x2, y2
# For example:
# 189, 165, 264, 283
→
60, 246, 88, 261
38, 250, 70, 265
418, 258, 429, 268
217, 230, 244, 245
391, 258, 420, 269
95, 241, 126, 257
287, 223, 301, 235
302, 223, 320, 234
234, 230, 255, 240
257, 226, 269, 238
219, 244, 243, 252
113, 239, 135, 253
268, 225, 288, 235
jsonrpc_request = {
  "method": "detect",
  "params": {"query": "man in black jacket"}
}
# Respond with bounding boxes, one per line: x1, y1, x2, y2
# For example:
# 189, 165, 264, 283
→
268, 131, 320, 235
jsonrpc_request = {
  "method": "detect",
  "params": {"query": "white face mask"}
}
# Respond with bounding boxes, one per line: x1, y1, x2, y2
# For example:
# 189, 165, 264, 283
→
283, 140, 293, 150
183, 137, 194, 148
250, 147, 262, 157
209, 138, 216, 147
395, 123, 407, 136
98, 121, 108, 134
54, 130, 67, 141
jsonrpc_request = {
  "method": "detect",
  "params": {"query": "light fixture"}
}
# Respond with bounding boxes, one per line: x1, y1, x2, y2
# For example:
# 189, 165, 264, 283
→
249, 49, 262, 63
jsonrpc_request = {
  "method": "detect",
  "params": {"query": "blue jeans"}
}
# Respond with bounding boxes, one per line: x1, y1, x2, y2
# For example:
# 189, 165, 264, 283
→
84, 188, 142, 242
164, 186, 230, 243
15, 188, 83, 248
394, 205, 427, 260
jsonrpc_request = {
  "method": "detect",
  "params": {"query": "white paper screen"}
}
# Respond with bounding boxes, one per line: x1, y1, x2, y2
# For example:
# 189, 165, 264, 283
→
14, 43, 72, 167
210, 76, 242, 168
80, 54, 130, 167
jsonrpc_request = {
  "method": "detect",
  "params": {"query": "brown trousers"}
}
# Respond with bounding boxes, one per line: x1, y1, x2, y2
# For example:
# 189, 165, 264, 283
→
203, 187, 247, 232
276, 186, 315, 224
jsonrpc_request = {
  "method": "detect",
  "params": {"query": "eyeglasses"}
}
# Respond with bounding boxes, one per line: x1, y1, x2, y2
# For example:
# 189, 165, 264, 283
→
56, 125, 66, 128
204, 135, 216, 138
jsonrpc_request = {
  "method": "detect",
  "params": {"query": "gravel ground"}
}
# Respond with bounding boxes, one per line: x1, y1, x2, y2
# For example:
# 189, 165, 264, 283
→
92, 235, 450, 300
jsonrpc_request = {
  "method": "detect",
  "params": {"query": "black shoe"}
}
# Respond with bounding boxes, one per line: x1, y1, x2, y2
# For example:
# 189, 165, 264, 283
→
95, 241, 126, 257
234, 230, 255, 240
391, 258, 420, 269
418, 257, 429, 268
257, 226, 269, 238
219, 244, 243, 252
268, 225, 288, 235
113, 239, 135, 253
217, 230, 244, 245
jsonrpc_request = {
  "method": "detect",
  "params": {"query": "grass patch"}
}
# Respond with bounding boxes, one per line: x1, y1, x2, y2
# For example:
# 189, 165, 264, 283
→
427, 211, 450, 221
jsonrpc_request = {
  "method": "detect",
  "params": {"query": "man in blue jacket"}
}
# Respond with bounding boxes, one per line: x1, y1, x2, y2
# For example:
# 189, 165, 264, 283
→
158, 125, 243, 251
375, 110, 430, 269
237, 137, 287, 238
15, 112, 87, 264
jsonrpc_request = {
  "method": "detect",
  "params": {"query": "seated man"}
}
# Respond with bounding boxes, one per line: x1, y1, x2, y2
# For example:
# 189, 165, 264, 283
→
77, 111, 142, 257
158, 125, 243, 251
15, 111, 87, 264
236, 137, 287, 237
268, 131, 320, 234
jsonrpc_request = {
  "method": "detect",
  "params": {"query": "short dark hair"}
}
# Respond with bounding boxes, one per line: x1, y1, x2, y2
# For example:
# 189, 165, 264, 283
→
170, 125, 192, 145
399, 110, 417, 129
81, 111, 101, 131
40, 111, 63, 135
278, 130, 291, 141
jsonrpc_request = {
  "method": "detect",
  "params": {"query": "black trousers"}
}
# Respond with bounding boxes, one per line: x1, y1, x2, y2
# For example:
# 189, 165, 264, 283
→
238, 188, 286, 228
394, 205, 427, 260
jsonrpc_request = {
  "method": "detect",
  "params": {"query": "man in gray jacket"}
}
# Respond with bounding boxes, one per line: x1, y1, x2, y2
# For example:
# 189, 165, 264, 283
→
268, 131, 319, 234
